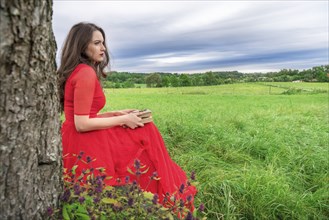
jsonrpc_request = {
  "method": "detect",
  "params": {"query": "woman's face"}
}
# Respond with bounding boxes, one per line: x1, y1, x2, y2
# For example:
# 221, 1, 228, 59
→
85, 30, 106, 63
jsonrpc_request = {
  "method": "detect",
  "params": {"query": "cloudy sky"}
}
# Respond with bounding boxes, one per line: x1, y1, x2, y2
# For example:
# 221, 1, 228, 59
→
52, 0, 328, 73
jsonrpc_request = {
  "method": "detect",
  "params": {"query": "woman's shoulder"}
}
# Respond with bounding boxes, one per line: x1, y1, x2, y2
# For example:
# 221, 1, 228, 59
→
75, 63, 96, 74
68, 63, 97, 85
71, 63, 97, 81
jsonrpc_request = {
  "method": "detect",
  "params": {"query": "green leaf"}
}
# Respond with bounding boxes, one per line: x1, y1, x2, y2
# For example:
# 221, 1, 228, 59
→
96, 167, 106, 173
105, 176, 112, 180
75, 213, 90, 220
100, 215, 107, 220
160, 207, 169, 211
84, 169, 91, 174
141, 167, 150, 174
191, 181, 199, 187
127, 167, 135, 175
104, 185, 113, 190
76, 204, 88, 214
101, 198, 117, 204
62, 205, 70, 220
170, 195, 175, 202
143, 191, 154, 200
166, 212, 174, 220
71, 165, 78, 175
193, 209, 197, 217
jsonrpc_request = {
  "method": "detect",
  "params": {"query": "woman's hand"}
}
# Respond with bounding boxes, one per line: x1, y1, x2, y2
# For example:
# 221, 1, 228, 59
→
122, 113, 144, 129
113, 109, 137, 116
97, 109, 137, 118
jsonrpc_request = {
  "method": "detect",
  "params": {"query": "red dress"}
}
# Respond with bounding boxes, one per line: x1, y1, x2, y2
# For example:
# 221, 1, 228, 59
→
62, 63, 196, 205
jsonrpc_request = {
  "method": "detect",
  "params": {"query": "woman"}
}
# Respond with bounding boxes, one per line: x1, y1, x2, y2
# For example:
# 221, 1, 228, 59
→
57, 22, 196, 206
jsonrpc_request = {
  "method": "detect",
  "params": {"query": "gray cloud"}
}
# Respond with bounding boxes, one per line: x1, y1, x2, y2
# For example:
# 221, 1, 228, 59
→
53, 0, 328, 73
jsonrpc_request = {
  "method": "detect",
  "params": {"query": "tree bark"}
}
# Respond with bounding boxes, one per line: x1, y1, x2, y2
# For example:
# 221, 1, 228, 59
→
0, 0, 62, 219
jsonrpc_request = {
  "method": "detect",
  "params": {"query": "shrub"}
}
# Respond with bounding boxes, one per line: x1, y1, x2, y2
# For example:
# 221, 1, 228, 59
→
47, 152, 206, 220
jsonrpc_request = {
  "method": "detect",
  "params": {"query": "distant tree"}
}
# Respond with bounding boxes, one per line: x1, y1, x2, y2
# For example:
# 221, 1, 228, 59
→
179, 74, 192, 87
191, 75, 204, 86
162, 75, 170, 87
114, 82, 121, 88
134, 76, 145, 84
0, 0, 62, 219
279, 69, 299, 76
203, 71, 217, 85
104, 64, 329, 86
224, 78, 233, 84
300, 69, 314, 82
123, 79, 135, 88
170, 75, 180, 87
101, 80, 114, 88
145, 73, 161, 87
313, 66, 328, 82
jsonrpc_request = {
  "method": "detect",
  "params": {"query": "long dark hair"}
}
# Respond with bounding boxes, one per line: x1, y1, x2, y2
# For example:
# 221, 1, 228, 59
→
57, 22, 110, 111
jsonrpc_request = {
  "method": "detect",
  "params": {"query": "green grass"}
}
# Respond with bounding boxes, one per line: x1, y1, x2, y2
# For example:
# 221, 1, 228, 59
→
102, 83, 329, 219
263, 82, 329, 91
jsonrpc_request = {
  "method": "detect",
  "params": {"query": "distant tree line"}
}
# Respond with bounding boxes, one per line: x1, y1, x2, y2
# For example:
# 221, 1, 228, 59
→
103, 65, 329, 88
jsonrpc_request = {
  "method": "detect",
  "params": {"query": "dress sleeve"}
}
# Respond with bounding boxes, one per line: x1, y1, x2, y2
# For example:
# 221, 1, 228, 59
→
71, 66, 97, 115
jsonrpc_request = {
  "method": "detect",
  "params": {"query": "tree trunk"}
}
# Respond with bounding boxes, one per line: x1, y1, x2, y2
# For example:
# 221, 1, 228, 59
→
0, 0, 62, 219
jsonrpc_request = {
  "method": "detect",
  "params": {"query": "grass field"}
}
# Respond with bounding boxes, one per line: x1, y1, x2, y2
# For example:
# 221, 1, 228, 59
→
102, 82, 329, 219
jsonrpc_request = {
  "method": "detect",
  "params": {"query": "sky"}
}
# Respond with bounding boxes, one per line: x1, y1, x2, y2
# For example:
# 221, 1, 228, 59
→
52, 0, 328, 73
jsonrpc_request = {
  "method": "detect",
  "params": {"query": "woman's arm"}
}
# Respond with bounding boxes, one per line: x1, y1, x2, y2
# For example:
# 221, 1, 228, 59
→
70, 67, 143, 132
74, 112, 144, 132
97, 109, 137, 118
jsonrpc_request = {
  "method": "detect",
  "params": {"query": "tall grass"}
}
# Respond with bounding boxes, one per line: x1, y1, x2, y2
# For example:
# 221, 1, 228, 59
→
102, 83, 329, 219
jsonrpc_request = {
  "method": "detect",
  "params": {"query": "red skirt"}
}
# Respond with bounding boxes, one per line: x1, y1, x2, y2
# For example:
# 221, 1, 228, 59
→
62, 122, 197, 204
